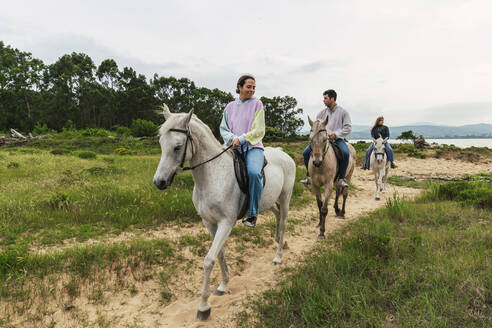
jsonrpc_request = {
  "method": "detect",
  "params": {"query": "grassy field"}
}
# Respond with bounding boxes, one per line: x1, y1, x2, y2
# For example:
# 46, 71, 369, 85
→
236, 180, 492, 327
0, 136, 315, 325
1, 134, 490, 326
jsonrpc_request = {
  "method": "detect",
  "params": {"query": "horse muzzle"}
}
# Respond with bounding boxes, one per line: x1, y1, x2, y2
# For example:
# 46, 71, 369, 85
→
153, 172, 176, 190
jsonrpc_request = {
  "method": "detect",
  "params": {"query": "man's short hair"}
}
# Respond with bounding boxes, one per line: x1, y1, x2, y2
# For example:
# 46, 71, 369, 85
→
323, 89, 337, 101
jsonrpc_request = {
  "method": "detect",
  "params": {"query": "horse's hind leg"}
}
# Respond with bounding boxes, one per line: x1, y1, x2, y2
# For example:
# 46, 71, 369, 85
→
272, 202, 281, 243
273, 193, 291, 264
334, 187, 341, 216
197, 221, 233, 320
340, 185, 349, 218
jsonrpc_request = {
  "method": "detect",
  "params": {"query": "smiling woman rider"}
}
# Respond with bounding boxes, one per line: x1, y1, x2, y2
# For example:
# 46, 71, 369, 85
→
219, 75, 265, 227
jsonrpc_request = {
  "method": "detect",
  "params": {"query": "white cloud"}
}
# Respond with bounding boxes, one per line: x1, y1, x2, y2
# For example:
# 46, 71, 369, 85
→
1, 0, 491, 127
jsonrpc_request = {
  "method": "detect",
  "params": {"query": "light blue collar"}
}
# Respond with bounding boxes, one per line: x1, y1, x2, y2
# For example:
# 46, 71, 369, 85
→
235, 97, 254, 104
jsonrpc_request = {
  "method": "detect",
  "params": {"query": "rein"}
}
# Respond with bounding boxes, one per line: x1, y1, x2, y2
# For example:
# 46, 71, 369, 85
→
169, 128, 232, 171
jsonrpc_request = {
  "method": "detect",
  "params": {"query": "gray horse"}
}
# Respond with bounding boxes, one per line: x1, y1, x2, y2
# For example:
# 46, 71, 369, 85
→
308, 116, 356, 240
153, 105, 296, 320
370, 136, 390, 200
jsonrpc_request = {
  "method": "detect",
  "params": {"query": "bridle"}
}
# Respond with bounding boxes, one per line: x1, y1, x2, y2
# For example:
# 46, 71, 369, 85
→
169, 128, 232, 171
309, 128, 330, 162
373, 141, 386, 160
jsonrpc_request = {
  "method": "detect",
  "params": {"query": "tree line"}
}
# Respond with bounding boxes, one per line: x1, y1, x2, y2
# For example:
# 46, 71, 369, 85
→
0, 41, 304, 139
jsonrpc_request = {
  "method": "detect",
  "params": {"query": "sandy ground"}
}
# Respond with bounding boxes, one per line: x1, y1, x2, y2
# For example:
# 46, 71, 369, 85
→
9, 156, 492, 327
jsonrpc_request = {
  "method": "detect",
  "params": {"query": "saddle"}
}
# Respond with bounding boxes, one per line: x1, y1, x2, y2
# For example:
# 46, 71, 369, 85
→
233, 149, 267, 220
330, 141, 345, 182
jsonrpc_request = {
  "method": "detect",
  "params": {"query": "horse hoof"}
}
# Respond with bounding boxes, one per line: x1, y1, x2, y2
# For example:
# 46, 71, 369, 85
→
197, 308, 211, 321
317, 235, 325, 241
214, 290, 225, 296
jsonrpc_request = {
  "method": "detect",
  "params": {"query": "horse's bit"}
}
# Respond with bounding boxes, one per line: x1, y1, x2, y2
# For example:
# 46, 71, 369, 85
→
169, 128, 231, 171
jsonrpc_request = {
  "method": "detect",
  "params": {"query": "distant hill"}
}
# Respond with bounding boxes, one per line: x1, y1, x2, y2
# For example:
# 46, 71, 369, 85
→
348, 123, 492, 139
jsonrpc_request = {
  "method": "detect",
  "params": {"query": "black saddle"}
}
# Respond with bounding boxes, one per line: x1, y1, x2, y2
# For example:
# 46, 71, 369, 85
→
330, 141, 345, 182
233, 149, 267, 220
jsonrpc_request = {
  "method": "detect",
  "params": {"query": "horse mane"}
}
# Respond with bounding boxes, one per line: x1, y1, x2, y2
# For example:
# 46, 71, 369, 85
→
158, 113, 224, 149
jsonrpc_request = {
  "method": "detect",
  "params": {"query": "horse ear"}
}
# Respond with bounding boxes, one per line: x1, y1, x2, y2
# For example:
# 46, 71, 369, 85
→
322, 115, 329, 127
184, 109, 194, 128
383, 137, 388, 143
372, 138, 376, 143
162, 104, 172, 120
308, 116, 314, 127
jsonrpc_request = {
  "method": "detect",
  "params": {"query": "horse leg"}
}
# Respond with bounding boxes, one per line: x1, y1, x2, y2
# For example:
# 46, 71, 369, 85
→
202, 221, 229, 297
197, 221, 233, 320
318, 183, 333, 240
340, 184, 349, 218
273, 193, 291, 264
383, 166, 389, 194
314, 187, 322, 228
374, 170, 381, 200
272, 202, 281, 243
334, 187, 341, 216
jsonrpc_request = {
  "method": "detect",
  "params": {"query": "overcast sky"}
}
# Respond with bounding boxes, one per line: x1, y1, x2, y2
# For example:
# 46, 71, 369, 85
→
2, 0, 492, 127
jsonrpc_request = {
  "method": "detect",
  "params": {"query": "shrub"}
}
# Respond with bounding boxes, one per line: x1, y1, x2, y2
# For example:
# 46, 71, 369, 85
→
50, 148, 72, 155
113, 125, 132, 137
80, 128, 111, 137
427, 180, 492, 209
76, 151, 97, 159
115, 147, 131, 155
263, 126, 286, 142
130, 119, 158, 137
33, 122, 51, 136
7, 162, 19, 168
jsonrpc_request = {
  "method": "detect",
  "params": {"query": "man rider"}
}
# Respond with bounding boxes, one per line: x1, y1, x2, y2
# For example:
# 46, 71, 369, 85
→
300, 89, 352, 187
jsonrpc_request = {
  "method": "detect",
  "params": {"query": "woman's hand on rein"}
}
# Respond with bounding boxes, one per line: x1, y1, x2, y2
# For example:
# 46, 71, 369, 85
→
232, 138, 241, 148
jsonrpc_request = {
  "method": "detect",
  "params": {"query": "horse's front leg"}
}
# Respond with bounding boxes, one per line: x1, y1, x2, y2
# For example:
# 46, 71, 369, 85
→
314, 186, 322, 229
374, 170, 381, 200
197, 221, 233, 320
202, 220, 230, 297
383, 166, 389, 194
318, 182, 333, 240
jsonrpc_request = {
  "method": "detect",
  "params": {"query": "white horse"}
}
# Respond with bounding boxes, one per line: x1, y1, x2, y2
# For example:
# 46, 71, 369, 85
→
370, 136, 390, 200
153, 105, 296, 320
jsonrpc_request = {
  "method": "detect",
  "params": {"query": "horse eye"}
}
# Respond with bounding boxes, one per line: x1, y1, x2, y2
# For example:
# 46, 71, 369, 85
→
174, 145, 182, 151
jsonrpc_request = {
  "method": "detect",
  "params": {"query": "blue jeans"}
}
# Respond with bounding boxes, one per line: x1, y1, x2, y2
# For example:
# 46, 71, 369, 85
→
246, 148, 264, 218
302, 139, 350, 179
364, 143, 394, 168
303, 144, 311, 174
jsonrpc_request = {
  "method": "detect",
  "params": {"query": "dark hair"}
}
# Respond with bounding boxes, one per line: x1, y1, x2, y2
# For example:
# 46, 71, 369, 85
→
323, 89, 337, 101
236, 75, 255, 94
371, 116, 384, 132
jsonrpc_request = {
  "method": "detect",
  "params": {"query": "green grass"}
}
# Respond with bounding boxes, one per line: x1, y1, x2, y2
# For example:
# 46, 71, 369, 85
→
0, 147, 312, 248
388, 176, 430, 189
0, 151, 199, 247
0, 238, 175, 314
236, 189, 491, 327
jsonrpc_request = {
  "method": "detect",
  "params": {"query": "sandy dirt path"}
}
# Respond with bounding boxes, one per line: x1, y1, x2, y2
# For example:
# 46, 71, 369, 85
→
22, 157, 492, 327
